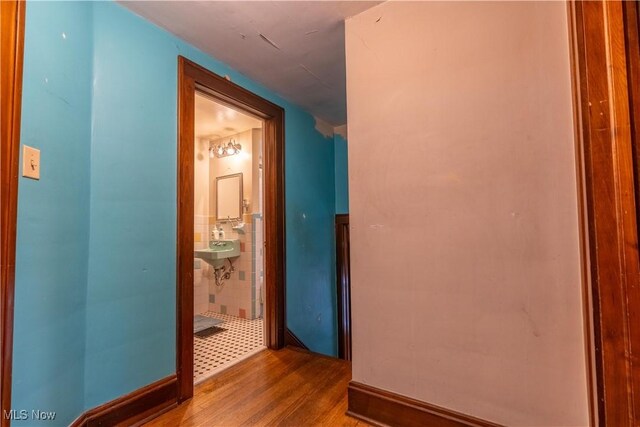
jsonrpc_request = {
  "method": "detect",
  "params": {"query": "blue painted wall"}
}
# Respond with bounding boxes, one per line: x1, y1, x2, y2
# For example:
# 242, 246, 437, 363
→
13, 2, 93, 425
285, 119, 337, 356
334, 134, 349, 214
83, 3, 180, 406
14, 0, 339, 419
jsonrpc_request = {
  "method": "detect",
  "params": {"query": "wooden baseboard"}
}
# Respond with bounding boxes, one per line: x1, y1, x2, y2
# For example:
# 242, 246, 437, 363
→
347, 381, 502, 427
285, 328, 309, 350
70, 375, 178, 427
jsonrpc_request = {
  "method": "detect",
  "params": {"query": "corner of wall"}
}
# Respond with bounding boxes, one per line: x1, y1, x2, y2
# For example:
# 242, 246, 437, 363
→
14, 1, 95, 424
333, 125, 349, 215
82, 0, 97, 412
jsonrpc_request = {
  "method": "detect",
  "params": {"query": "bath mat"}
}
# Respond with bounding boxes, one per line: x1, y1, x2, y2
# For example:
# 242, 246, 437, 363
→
194, 315, 223, 333
195, 326, 225, 338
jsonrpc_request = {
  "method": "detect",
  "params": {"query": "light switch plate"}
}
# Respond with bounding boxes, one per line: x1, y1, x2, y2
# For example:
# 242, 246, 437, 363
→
22, 145, 40, 180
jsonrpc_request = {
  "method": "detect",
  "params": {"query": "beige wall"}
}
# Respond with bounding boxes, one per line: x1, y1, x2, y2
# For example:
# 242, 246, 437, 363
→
251, 128, 263, 214
194, 137, 211, 315
345, 2, 589, 426
194, 137, 210, 234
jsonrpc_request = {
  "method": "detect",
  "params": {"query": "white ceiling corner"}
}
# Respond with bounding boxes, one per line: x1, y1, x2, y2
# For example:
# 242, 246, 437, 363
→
118, 1, 382, 126
195, 93, 263, 139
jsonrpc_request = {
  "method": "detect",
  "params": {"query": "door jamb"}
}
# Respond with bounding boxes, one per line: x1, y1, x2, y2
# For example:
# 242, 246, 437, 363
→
335, 214, 351, 361
176, 56, 286, 402
1, 2, 26, 425
568, 1, 640, 425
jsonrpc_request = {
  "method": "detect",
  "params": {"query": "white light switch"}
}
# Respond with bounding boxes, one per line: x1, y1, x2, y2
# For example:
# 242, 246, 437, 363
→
22, 145, 40, 180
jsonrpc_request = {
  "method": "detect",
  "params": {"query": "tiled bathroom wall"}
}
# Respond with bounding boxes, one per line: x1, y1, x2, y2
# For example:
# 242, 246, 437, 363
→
194, 210, 218, 315
207, 214, 261, 318
194, 137, 211, 315
196, 214, 263, 319
253, 214, 264, 319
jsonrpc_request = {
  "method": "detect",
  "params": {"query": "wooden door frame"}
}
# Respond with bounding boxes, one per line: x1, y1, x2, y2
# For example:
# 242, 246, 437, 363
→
176, 56, 286, 401
625, 0, 640, 226
568, 0, 640, 425
335, 214, 351, 361
1, 1, 26, 426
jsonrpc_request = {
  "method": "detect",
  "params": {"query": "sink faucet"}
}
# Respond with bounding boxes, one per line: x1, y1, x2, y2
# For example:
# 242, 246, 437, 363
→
227, 216, 238, 227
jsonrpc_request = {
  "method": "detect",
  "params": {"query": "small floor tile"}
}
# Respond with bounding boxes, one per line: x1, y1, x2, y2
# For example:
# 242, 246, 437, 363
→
193, 311, 264, 383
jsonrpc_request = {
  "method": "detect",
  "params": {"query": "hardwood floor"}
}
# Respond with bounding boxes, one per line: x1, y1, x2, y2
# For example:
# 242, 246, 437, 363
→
144, 347, 368, 426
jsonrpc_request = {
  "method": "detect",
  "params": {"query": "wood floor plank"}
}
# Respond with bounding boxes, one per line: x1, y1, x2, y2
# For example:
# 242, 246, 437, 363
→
144, 347, 365, 427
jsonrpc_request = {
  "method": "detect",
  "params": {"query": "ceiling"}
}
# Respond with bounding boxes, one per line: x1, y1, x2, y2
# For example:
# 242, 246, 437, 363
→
195, 93, 262, 139
119, 1, 382, 126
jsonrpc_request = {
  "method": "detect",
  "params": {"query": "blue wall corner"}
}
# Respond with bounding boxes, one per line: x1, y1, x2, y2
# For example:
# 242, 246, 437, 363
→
14, 0, 341, 419
285, 116, 337, 356
334, 134, 349, 214
83, 2, 180, 407
13, 1, 93, 425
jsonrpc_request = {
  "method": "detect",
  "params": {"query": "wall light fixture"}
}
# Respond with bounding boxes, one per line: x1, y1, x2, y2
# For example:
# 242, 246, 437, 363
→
209, 138, 242, 158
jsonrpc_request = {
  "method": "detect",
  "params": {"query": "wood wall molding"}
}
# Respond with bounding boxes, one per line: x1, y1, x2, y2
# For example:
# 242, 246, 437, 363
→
177, 56, 286, 402
625, 0, 640, 235
69, 376, 177, 427
335, 214, 351, 361
568, 0, 640, 425
0, 2, 26, 426
347, 382, 502, 427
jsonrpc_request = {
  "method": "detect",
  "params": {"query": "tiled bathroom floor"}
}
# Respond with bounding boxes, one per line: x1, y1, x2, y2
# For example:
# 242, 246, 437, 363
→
194, 311, 265, 384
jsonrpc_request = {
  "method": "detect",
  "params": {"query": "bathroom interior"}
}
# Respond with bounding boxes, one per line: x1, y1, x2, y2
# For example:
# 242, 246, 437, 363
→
192, 92, 265, 383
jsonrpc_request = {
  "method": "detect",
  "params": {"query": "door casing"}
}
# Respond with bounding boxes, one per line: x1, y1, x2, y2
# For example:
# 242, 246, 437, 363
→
1, 2, 26, 426
176, 56, 286, 401
568, 1, 640, 424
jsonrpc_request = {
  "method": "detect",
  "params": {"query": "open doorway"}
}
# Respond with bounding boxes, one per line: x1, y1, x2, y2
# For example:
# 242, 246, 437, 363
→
192, 93, 265, 383
177, 57, 285, 401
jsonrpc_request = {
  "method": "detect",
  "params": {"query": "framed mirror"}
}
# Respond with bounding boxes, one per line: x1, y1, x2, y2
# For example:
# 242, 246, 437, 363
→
216, 173, 243, 221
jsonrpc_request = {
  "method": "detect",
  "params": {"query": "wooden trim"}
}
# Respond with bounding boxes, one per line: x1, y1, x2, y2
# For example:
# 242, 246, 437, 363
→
69, 376, 177, 427
176, 55, 195, 403
1, 2, 26, 426
568, 1, 640, 425
347, 382, 502, 427
177, 56, 286, 402
285, 328, 309, 350
566, 2, 598, 425
625, 1, 640, 423
335, 214, 351, 361
625, 0, 640, 236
